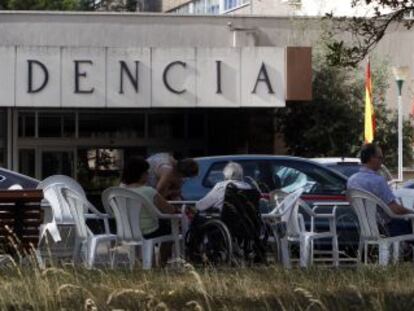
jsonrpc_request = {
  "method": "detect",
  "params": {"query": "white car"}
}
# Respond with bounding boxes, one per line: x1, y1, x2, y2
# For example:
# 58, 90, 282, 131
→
311, 157, 394, 182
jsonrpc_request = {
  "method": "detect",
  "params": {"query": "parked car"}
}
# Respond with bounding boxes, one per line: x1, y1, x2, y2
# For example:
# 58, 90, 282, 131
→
311, 157, 394, 182
402, 180, 414, 189
0, 167, 39, 189
181, 155, 348, 201
181, 155, 361, 256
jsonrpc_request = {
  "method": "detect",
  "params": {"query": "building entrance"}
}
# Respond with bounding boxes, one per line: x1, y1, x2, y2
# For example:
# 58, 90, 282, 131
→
14, 109, 208, 191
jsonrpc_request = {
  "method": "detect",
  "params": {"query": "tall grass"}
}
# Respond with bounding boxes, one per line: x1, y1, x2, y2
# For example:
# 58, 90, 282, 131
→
0, 261, 414, 310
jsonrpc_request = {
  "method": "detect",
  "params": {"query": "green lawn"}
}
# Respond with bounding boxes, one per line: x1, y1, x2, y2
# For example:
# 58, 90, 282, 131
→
2, 262, 414, 310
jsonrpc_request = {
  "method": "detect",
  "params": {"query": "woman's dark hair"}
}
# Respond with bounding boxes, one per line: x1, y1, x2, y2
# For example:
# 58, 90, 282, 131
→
121, 157, 149, 185
176, 158, 199, 177
360, 143, 380, 164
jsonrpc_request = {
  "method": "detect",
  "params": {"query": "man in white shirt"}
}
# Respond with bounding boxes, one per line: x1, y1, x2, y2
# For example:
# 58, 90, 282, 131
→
196, 162, 252, 212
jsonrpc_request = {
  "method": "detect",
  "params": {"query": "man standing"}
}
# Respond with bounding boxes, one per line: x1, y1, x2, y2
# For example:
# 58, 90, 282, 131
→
347, 143, 412, 236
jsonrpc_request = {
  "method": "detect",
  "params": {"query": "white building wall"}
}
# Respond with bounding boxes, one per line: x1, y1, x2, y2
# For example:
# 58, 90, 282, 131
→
199, 0, 394, 17
0, 12, 412, 116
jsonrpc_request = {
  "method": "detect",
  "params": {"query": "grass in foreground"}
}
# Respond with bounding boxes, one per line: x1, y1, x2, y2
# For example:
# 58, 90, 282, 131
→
1, 261, 414, 310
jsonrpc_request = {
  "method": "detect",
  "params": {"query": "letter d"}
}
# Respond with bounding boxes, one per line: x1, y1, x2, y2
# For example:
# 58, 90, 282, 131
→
27, 60, 49, 93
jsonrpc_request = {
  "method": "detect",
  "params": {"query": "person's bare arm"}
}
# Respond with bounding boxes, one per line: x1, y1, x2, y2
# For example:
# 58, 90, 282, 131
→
153, 193, 177, 214
389, 201, 411, 215
156, 168, 174, 198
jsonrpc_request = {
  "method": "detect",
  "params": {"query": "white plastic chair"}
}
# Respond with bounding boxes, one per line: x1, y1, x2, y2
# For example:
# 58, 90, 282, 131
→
102, 187, 182, 270
263, 188, 339, 268
7, 184, 23, 190
37, 175, 87, 243
61, 188, 117, 268
347, 188, 414, 265
394, 188, 414, 211
36, 175, 112, 266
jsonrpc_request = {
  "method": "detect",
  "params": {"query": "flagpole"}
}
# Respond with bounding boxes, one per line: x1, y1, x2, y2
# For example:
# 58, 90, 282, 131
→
398, 84, 403, 181
393, 66, 409, 182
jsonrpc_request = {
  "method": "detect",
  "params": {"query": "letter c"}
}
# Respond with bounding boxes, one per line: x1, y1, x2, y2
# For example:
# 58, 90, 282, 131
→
162, 61, 187, 94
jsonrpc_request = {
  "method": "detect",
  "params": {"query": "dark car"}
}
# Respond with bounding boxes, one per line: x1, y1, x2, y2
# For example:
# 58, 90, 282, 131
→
181, 155, 360, 256
182, 155, 348, 201
311, 157, 394, 181
0, 167, 39, 189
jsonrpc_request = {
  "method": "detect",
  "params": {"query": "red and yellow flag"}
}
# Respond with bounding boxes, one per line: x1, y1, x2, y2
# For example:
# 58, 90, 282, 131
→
364, 60, 375, 143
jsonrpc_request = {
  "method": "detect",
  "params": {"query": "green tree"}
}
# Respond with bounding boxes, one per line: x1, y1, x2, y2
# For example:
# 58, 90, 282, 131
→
275, 55, 414, 171
325, 0, 414, 67
2, 0, 80, 10
0, 0, 138, 11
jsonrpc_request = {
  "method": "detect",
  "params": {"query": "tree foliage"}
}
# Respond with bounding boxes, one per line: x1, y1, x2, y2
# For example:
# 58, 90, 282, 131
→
0, 0, 138, 11
325, 0, 414, 67
275, 56, 414, 170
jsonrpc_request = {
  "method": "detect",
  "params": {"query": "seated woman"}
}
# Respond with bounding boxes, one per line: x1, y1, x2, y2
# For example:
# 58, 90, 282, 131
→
120, 156, 179, 266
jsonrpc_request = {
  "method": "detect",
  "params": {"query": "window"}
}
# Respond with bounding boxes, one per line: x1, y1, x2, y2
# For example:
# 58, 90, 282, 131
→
18, 112, 35, 138
171, 0, 220, 15
203, 159, 346, 195
38, 112, 75, 137
19, 149, 35, 178
224, 0, 249, 11
271, 161, 346, 195
203, 160, 270, 192
187, 113, 205, 139
148, 114, 185, 139
78, 112, 145, 138
0, 110, 5, 167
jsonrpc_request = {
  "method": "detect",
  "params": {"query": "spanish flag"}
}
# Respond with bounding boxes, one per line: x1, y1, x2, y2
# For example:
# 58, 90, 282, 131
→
364, 60, 375, 143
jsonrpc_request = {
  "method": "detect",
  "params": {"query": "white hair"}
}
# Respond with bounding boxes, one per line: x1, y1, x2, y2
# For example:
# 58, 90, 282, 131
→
223, 162, 243, 181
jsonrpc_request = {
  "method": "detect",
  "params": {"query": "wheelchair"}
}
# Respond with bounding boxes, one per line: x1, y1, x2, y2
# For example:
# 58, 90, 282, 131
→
185, 211, 233, 265
184, 184, 270, 266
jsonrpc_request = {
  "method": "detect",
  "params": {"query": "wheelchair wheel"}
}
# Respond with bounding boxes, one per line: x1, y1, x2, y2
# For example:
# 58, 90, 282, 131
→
187, 219, 233, 265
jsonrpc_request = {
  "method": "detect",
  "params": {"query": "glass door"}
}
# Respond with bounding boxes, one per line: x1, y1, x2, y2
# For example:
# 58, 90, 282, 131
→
40, 149, 75, 179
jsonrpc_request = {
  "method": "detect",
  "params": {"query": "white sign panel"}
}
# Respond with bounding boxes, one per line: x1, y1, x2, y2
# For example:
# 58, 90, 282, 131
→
0, 46, 286, 108
107, 48, 151, 108
16, 46, 60, 107
62, 47, 106, 108
0, 47, 15, 107
241, 47, 285, 107
152, 48, 197, 107
196, 48, 241, 107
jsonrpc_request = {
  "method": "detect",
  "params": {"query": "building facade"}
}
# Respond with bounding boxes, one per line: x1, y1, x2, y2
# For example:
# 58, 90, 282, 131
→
0, 12, 313, 191
1, 11, 413, 191
164, 0, 390, 16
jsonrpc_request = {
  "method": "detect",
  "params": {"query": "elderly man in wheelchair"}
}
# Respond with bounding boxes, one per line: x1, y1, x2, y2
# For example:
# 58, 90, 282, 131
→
184, 162, 267, 265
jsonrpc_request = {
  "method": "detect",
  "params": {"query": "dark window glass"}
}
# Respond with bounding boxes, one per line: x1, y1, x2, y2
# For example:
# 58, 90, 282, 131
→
41, 151, 73, 179
148, 114, 185, 139
188, 113, 205, 139
38, 113, 75, 137
79, 113, 144, 138
203, 159, 346, 195
19, 149, 35, 178
18, 112, 35, 137
271, 160, 346, 195
0, 149, 4, 167
0, 110, 5, 138
203, 160, 270, 192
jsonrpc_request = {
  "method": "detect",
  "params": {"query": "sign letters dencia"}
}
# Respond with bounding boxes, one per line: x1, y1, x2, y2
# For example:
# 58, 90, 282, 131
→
0, 47, 286, 108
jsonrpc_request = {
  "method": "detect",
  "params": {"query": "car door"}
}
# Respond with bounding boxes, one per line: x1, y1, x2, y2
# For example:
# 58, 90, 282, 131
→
269, 160, 347, 198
